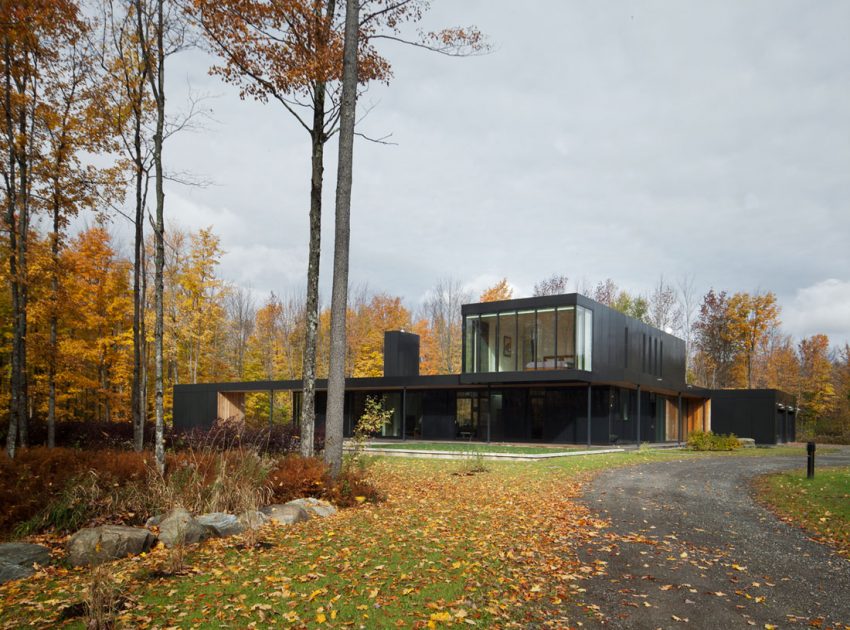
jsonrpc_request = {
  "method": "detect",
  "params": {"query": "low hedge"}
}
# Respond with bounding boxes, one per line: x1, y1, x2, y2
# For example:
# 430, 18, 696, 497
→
687, 430, 741, 451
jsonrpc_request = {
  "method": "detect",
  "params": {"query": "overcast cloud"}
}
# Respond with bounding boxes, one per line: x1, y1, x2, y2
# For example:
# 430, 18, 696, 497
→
94, 0, 850, 345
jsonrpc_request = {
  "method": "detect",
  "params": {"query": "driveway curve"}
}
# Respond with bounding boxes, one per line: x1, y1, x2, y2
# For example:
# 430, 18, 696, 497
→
574, 448, 850, 629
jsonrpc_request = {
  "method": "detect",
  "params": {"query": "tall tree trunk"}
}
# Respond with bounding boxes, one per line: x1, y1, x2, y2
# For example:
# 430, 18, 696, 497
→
300, 91, 325, 457
141, 0, 167, 474
4, 39, 20, 458
47, 197, 60, 449
140, 238, 148, 442
324, 0, 359, 476
131, 109, 145, 451
15, 92, 30, 449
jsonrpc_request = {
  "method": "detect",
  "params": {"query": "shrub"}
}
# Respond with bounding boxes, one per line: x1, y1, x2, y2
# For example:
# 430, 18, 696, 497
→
265, 455, 384, 508
0, 448, 150, 535
2, 446, 383, 536
687, 430, 740, 451
84, 564, 123, 630
148, 447, 274, 515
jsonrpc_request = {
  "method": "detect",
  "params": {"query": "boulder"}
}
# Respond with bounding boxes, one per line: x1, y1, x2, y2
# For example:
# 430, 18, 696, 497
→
196, 513, 243, 537
0, 561, 32, 584
66, 526, 156, 567
260, 504, 309, 526
238, 510, 269, 530
145, 514, 163, 529
157, 507, 213, 548
0, 542, 51, 568
285, 498, 337, 519
0, 543, 51, 583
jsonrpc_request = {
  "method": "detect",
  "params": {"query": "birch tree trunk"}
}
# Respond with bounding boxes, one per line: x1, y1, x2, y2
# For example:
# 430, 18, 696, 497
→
324, 0, 359, 476
299, 89, 325, 458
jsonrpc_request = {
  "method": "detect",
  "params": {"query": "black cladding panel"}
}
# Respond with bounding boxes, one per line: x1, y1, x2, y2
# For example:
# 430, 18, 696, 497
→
383, 331, 420, 377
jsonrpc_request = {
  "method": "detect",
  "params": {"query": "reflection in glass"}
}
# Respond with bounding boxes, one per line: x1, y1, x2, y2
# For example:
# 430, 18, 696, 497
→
517, 310, 536, 370
478, 313, 498, 372
464, 316, 477, 373
498, 311, 517, 372
536, 308, 556, 369
576, 306, 593, 370
556, 307, 576, 369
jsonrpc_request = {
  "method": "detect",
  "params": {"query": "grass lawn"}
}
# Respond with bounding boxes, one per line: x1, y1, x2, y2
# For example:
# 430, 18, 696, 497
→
755, 466, 850, 558
0, 445, 810, 628
365, 441, 592, 455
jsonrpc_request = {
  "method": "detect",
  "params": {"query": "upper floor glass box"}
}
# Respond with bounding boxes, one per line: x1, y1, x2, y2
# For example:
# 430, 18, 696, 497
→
463, 302, 592, 373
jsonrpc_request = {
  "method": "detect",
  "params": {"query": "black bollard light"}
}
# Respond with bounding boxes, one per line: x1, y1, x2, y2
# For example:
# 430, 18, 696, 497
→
807, 441, 816, 479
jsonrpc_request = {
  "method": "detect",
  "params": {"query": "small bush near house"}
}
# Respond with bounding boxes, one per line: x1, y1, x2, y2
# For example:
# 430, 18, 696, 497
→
687, 430, 741, 451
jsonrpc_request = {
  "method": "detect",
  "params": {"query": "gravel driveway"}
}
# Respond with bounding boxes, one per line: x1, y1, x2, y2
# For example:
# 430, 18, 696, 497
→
573, 448, 850, 629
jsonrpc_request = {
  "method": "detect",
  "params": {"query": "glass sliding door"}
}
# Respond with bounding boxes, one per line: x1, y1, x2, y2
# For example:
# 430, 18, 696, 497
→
517, 310, 536, 370
536, 309, 556, 370
498, 311, 517, 372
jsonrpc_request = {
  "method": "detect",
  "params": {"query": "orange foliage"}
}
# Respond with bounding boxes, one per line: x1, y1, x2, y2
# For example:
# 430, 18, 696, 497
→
479, 278, 513, 303
347, 293, 412, 377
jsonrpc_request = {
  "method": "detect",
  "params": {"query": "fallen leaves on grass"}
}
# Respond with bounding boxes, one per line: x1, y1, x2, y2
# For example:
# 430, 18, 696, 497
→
0, 459, 608, 628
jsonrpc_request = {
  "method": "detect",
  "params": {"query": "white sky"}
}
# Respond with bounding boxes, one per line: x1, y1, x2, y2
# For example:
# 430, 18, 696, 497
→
75, 0, 850, 346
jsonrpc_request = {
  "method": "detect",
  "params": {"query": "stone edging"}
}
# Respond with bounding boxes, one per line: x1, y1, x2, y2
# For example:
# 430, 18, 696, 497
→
344, 447, 625, 461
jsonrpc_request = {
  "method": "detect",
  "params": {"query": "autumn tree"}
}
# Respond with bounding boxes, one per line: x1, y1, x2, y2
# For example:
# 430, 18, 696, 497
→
38, 27, 120, 448
191, 0, 388, 458
421, 277, 469, 373
2, 0, 108, 455
195, 0, 485, 462
727, 291, 780, 389
59, 227, 133, 423
647, 276, 681, 333
324, 0, 359, 476
756, 329, 800, 392
797, 334, 836, 433
224, 284, 256, 379
675, 274, 698, 376
100, 0, 155, 451
533, 273, 569, 297
479, 278, 513, 303
347, 293, 411, 376
132, 0, 194, 472
692, 289, 736, 388
590, 278, 648, 322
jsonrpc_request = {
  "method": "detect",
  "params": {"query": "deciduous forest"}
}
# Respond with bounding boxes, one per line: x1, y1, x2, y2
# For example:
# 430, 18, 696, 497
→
1, 0, 848, 457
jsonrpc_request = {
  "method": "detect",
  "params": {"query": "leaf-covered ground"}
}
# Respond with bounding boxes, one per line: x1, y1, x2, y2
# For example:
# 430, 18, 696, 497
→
0, 447, 811, 628
755, 465, 850, 558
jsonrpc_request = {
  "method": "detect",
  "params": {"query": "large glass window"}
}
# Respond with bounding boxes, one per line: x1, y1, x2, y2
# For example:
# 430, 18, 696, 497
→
576, 306, 593, 370
463, 303, 592, 373
456, 393, 473, 436
464, 316, 477, 373
478, 313, 498, 372
498, 311, 517, 372
536, 308, 556, 370
517, 310, 536, 370
555, 307, 575, 369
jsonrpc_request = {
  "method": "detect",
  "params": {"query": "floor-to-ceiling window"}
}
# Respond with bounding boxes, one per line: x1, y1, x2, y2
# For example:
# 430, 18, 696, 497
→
518, 310, 536, 370
536, 308, 556, 370
498, 311, 517, 372
576, 306, 593, 371
462, 301, 592, 374
478, 313, 498, 372
464, 316, 478, 373
555, 306, 575, 369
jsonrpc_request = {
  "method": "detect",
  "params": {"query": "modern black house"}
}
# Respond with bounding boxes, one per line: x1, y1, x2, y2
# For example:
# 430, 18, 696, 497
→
173, 293, 797, 445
